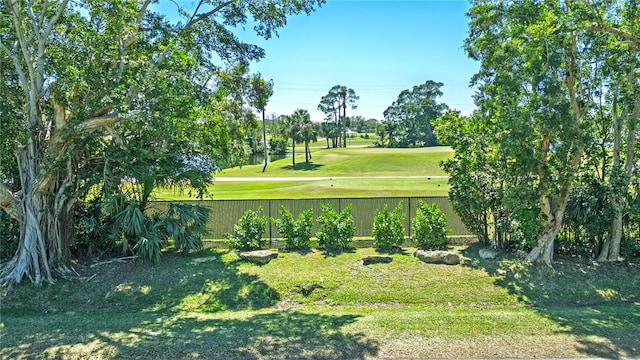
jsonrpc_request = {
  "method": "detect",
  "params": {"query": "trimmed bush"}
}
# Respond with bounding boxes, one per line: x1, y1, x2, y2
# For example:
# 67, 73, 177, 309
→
227, 208, 267, 251
316, 203, 355, 254
372, 202, 405, 251
272, 206, 314, 251
412, 201, 448, 250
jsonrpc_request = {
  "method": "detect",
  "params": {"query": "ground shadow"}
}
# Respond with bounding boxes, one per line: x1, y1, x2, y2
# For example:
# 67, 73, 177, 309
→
281, 162, 324, 171
374, 245, 408, 256
461, 243, 640, 358
1, 250, 378, 359
321, 247, 357, 258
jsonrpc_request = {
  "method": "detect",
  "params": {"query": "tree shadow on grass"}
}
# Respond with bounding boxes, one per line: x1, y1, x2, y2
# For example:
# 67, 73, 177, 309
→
374, 245, 408, 256
281, 162, 324, 171
2, 309, 378, 360
1, 250, 378, 359
461, 243, 640, 358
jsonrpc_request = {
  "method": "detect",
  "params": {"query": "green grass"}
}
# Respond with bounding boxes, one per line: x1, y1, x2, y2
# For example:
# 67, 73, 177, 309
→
156, 177, 449, 200
155, 147, 453, 199
219, 146, 452, 178
2, 245, 639, 359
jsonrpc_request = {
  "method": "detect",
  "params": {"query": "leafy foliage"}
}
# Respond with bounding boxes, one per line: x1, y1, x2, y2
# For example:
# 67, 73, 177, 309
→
133, 234, 164, 265
0, 0, 324, 285
272, 206, 314, 251
164, 204, 210, 253
73, 193, 210, 264
317, 85, 359, 148
434, 110, 502, 246
412, 201, 448, 250
559, 175, 614, 258
227, 208, 268, 251
371, 202, 406, 251
316, 204, 355, 254
0, 211, 18, 262
381, 80, 447, 147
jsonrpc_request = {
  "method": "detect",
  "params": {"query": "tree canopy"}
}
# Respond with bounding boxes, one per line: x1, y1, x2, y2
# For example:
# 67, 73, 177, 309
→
0, 0, 324, 285
381, 80, 448, 148
436, 0, 640, 266
318, 85, 358, 148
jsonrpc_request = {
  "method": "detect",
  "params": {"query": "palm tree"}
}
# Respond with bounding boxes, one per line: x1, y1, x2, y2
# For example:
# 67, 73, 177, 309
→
297, 112, 317, 163
288, 110, 304, 166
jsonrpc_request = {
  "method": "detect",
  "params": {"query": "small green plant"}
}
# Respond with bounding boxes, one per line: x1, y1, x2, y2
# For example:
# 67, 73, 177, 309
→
316, 203, 355, 254
133, 232, 163, 265
372, 202, 406, 251
412, 201, 448, 250
227, 207, 267, 251
272, 206, 314, 251
163, 204, 210, 253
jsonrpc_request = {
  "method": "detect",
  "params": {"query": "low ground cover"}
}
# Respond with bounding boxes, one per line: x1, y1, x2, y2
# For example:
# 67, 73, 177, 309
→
2, 244, 638, 359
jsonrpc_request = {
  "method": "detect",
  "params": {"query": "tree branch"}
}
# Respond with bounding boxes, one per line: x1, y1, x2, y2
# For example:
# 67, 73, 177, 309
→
590, 24, 640, 46
123, 0, 153, 47
183, 0, 235, 32
77, 114, 121, 133
0, 181, 24, 222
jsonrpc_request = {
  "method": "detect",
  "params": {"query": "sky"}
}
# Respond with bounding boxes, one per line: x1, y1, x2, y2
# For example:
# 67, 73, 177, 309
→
237, 0, 479, 122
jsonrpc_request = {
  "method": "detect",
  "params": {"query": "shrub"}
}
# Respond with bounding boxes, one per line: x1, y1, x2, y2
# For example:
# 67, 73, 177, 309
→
372, 202, 405, 251
621, 237, 640, 260
412, 201, 448, 250
0, 210, 19, 262
163, 204, 210, 253
272, 206, 314, 251
316, 203, 355, 254
133, 231, 163, 264
227, 208, 267, 251
269, 136, 288, 155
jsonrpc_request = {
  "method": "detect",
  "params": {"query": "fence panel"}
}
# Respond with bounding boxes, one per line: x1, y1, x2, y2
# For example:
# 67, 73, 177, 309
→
150, 196, 471, 240
267, 198, 340, 239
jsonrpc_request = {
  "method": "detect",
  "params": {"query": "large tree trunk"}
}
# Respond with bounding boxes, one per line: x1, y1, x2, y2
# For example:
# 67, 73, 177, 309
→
525, 194, 568, 267
2, 139, 53, 285
599, 93, 639, 262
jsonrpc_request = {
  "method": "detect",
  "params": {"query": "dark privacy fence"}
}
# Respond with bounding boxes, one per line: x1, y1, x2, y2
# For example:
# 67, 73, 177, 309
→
148, 196, 471, 240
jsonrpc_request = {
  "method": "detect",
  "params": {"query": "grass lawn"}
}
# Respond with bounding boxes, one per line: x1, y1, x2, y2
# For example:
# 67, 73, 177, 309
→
157, 177, 450, 200
219, 146, 452, 178
2, 244, 638, 359
155, 147, 453, 200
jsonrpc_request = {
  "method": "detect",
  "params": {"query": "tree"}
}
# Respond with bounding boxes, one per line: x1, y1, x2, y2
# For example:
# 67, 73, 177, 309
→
297, 111, 317, 163
460, 0, 640, 266
382, 80, 448, 148
434, 110, 508, 248
247, 75, 274, 172
0, 0, 324, 285
318, 85, 358, 147
318, 94, 341, 147
287, 109, 312, 165
578, 0, 640, 262
319, 118, 339, 148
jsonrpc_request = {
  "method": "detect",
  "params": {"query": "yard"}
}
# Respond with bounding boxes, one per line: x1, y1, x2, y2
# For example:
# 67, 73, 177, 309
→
2, 243, 638, 359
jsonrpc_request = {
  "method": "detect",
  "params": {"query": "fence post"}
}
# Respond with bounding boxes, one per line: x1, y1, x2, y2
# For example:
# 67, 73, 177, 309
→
268, 199, 272, 241
408, 197, 412, 240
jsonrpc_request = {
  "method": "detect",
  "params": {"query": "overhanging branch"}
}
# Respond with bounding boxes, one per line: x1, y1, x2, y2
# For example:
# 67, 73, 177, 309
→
0, 181, 24, 222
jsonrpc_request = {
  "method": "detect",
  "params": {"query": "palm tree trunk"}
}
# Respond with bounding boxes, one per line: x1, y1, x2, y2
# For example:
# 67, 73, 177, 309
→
291, 140, 296, 166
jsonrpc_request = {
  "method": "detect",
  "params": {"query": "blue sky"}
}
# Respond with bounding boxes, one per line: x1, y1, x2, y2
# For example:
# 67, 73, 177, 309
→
238, 0, 479, 122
